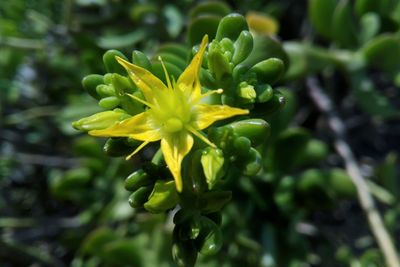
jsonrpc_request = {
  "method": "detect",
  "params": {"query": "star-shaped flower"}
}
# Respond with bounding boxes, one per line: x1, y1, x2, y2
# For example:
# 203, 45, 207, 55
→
89, 35, 248, 192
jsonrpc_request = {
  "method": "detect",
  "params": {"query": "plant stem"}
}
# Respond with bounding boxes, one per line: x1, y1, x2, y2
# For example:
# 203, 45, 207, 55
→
306, 76, 400, 267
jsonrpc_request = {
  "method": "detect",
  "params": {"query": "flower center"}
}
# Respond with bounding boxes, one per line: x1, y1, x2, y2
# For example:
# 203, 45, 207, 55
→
164, 117, 183, 133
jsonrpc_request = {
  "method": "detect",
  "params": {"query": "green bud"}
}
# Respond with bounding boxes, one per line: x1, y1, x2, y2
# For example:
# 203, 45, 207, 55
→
195, 217, 223, 256
99, 96, 120, 109
103, 73, 113, 85
96, 84, 115, 97
233, 136, 251, 156
201, 147, 225, 190
228, 119, 270, 146
128, 186, 153, 208
104, 138, 134, 157
110, 74, 142, 114
215, 13, 248, 41
250, 58, 284, 84
223, 50, 233, 61
144, 180, 179, 213
254, 90, 286, 115
238, 81, 256, 102
255, 84, 273, 103
232, 30, 253, 64
208, 41, 232, 80
199, 191, 232, 214
172, 231, 197, 267
208, 126, 235, 150
103, 50, 128, 74
220, 38, 234, 53
72, 111, 130, 131
125, 169, 152, 191
179, 214, 201, 240
82, 74, 104, 99
232, 64, 251, 82
132, 50, 152, 70
111, 73, 134, 96
142, 162, 162, 177
242, 148, 262, 176
150, 148, 164, 166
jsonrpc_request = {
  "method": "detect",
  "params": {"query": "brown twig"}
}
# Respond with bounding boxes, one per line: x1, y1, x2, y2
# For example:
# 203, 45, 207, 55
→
306, 76, 400, 267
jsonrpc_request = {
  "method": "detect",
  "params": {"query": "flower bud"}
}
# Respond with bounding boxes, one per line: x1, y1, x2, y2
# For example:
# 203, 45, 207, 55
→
103, 50, 128, 74
124, 169, 153, 191
96, 84, 115, 97
238, 81, 256, 102
255, 83, 273, 103
144, 180, 179, 213
195, 217, 223, 256
72, 111, 129, 131
228, 119, 270, 146
233, 30, 253, 64
233, 136, 251, 156
178, 214, 201, 240
201, 147, 225, 190
99, 96, 120, 109
82, 74, 103, 99
250, 57, 284, 84
132, 50, 152, 70
216, 13, 248, 41
242, 147, 262, 176
172, 230, 197, 267
128, 186, 153, 208
208, 41, 232, 80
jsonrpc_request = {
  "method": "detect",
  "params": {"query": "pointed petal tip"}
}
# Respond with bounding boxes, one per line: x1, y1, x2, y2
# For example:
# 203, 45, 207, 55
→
202, 34, 209, 44
175, 177, 183, 192
115, 56, 130, 67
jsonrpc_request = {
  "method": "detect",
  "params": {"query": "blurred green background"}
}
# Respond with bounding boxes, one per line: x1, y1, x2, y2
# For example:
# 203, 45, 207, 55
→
1, 0, 400, 266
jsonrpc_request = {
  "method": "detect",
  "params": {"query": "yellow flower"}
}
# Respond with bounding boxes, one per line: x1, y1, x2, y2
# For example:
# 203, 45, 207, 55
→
89, 35, 248, 192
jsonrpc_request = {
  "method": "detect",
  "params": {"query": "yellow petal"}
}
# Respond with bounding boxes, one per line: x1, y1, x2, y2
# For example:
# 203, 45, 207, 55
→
89, 111, 161, 142
115, 56, 167, 103
195, 104, 249, 130
177, 35, 208, 100
161, 132, 194, 192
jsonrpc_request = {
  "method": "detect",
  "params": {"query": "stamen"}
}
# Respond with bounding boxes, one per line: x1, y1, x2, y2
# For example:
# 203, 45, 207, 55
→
159, 56, 173, 90
185, 125, 216, 148
203, 88, 223, 97
126, 140, 151, 160
127, 93, 155, 109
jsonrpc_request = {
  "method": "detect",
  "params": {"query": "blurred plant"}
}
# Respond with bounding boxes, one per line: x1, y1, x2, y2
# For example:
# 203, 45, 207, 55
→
285, 0, 400, 118
2, 1, 400, 267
